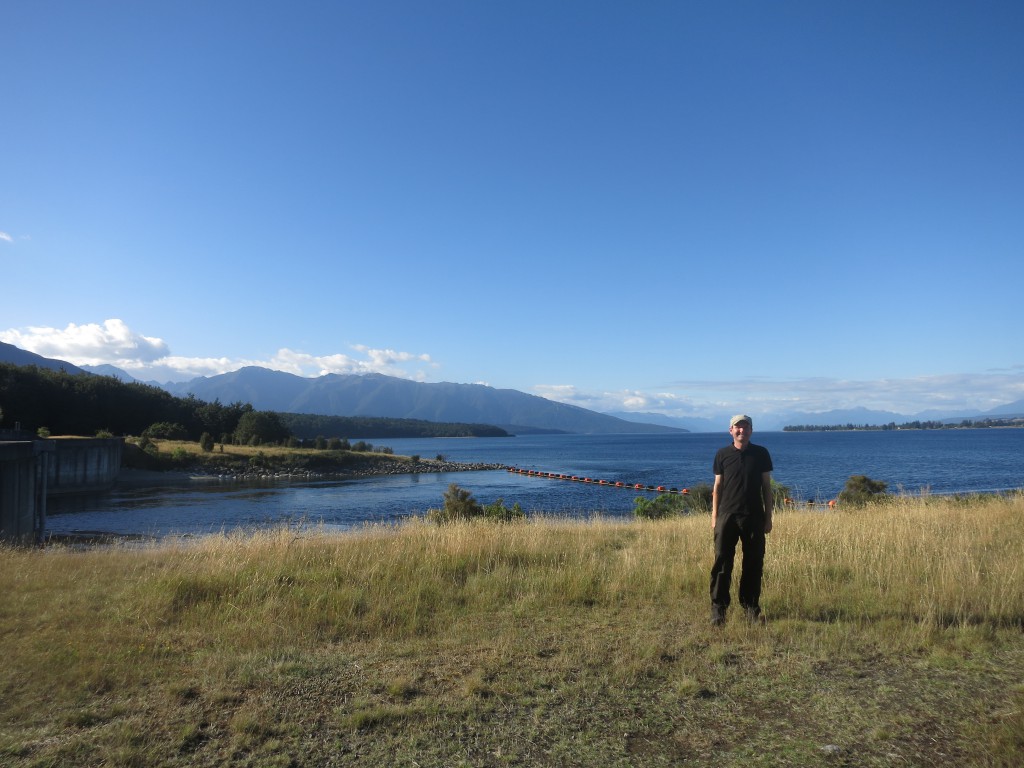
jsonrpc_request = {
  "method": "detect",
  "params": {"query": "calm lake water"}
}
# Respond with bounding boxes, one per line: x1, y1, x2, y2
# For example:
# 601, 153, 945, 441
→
46, 429, 1024, 538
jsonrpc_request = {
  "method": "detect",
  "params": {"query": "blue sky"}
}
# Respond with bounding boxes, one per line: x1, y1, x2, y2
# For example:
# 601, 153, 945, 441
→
3, 1, 1023, 422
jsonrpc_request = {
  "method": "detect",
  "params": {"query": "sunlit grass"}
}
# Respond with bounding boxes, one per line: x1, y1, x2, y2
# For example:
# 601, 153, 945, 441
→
2, 493, 1022, 766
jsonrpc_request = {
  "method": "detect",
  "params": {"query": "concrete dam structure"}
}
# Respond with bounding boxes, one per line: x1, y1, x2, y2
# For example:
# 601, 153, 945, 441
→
45, 437, 124, 495
0, 436, 123, 543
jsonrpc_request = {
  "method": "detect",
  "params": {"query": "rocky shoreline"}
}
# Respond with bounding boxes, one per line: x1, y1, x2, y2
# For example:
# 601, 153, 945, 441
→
118, 459, 507, 485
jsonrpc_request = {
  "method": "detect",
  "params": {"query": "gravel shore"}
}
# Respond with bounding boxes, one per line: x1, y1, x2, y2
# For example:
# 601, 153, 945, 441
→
117, 459, 506, 485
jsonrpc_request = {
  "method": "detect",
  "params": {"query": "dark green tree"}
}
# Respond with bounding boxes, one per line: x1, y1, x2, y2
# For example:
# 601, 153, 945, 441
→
143, 422, 188, 440
234, 411, 290, 445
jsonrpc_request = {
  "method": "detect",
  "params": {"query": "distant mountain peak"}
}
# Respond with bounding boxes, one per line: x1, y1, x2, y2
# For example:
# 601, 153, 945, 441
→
0, 341, 86, 375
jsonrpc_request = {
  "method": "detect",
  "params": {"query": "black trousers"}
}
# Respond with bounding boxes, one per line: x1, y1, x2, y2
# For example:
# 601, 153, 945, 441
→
710, 513, 766, 611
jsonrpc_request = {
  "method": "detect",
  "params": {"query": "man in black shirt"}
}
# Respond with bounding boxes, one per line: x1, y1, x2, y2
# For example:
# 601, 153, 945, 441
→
710, 414, 774, 626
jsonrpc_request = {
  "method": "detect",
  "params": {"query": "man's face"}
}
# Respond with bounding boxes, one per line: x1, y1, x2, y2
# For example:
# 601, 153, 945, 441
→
729, 420, 752, 445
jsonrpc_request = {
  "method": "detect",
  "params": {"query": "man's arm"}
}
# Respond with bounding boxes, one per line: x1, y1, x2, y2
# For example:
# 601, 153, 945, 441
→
712, 474, 722, 530
761, 472, 773, 534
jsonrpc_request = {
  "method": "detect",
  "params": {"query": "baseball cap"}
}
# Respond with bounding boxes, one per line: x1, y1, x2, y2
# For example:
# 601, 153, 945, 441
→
729, 414, 753, 428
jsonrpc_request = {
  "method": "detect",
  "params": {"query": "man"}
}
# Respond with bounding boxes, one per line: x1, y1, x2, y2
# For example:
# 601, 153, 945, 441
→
710, 414, 774, 626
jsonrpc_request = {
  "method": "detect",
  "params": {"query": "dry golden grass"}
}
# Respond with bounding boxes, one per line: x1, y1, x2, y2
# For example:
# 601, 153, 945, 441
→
1, 493, 1022, 766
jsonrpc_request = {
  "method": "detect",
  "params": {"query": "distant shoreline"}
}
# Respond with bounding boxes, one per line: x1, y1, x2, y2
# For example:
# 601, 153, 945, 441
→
783, 423, 1023, 432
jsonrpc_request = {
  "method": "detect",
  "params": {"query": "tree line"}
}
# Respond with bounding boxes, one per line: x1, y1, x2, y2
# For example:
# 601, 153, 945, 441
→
278, 413, 508, 439
0, 364, 508, 444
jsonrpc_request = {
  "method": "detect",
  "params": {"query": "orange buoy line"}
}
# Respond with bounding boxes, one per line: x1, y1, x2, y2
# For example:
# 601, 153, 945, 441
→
505, 466, 689, 495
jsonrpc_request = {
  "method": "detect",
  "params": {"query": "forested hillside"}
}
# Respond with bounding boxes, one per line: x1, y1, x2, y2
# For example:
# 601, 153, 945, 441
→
0, 365, 509, 441
279, 413, 508, 439
0, 363, 251, 439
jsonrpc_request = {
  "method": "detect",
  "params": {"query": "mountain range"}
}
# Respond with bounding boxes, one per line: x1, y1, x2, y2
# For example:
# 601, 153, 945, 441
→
2, 342, 1022, 433
155, 367, 680, 435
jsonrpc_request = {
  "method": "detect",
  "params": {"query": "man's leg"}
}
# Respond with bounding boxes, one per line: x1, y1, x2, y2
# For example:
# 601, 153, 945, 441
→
710, 516, 740, 624
737, 519, 766, 618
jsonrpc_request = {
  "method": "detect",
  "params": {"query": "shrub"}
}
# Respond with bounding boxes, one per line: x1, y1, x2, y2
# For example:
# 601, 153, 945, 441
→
838, 474, 889, 507
482, 498, 526, 523
427, 486, 526, 525
770, 479, 792, 510
95, 429, 114, 438
37, 426, 51, 438
427, 483, 483, 524
633, 493, 687, 520
199, 432, 215, 452
687, 482, 713, 513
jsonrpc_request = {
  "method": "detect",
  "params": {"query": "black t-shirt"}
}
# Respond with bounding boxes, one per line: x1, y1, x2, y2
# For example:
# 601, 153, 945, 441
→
713, 443, 773, 518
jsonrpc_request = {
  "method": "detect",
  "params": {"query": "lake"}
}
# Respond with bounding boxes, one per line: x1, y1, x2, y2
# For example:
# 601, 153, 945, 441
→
45, 429, 1024, 538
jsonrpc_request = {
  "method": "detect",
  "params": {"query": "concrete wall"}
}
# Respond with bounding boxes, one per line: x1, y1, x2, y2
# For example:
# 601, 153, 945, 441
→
47, 438, 124, 495
0, 442, 48, 544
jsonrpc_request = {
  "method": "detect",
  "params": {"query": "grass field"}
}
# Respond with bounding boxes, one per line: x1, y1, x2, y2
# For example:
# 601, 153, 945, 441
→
2, 493, 1022, 766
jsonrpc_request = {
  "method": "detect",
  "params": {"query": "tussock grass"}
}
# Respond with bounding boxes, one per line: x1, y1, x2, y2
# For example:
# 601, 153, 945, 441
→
2, 494, 1022, 766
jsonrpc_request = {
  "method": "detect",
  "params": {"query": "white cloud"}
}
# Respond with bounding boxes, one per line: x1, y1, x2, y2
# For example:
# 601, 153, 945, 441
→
534, 374, 1024, 421
0, 319, 439, 384
0, 319, 169, 365
0, 231, 13, 243
260, 346, 436, 380
533, 385, 702, 414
